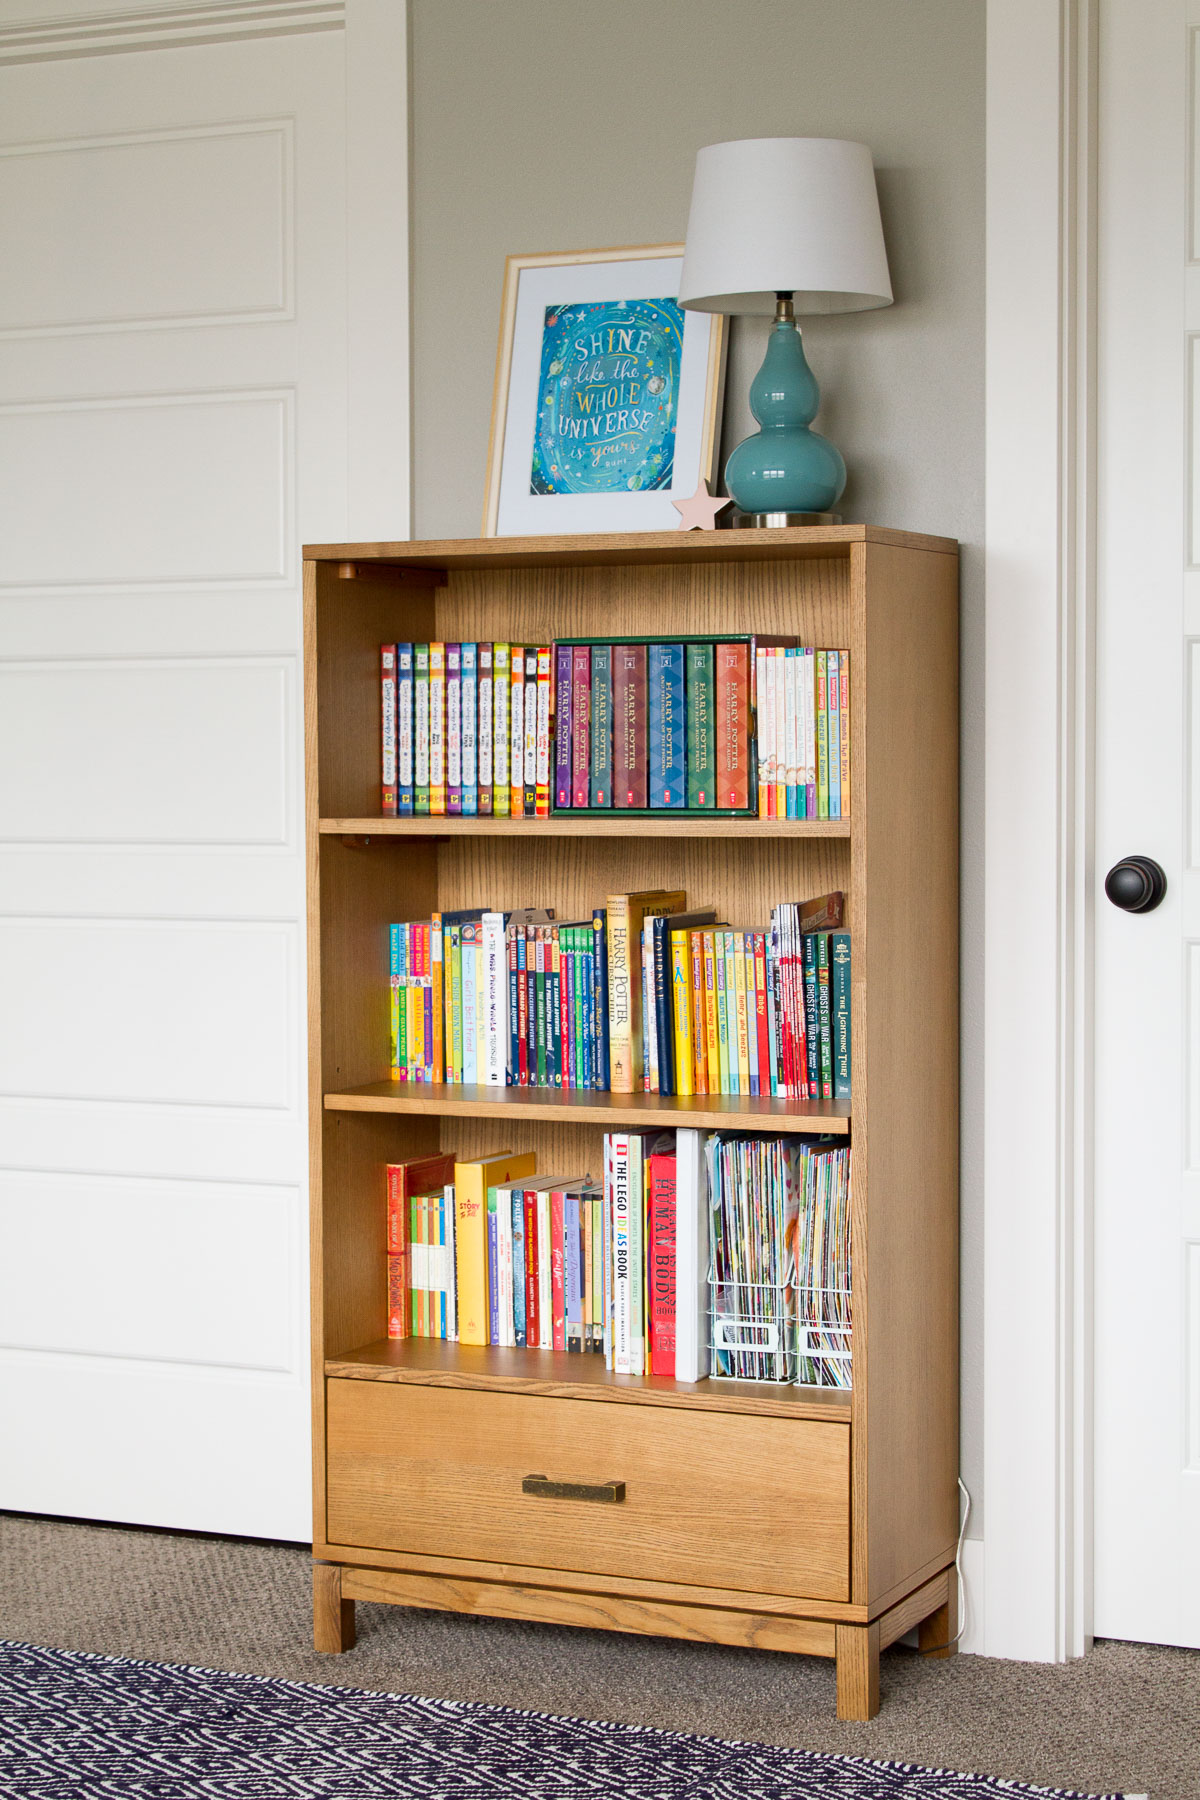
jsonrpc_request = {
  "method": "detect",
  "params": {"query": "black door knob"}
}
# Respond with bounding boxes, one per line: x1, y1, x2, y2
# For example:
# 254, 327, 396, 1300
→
1104, 855, 1167, 913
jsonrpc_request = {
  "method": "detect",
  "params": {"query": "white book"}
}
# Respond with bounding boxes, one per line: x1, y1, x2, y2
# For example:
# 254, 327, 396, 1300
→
537, 1187, 552, 1347
602, 1136, 613, 1367
443, 1182, 457, 1341
509, 664, 524, 807
785, 645, 800, 810
397, 645, 414, 792
609, 1131, 633, 1373
478, 645, 493, 794
755, 647, 773, 812
627, 1132, 645, 1375
674, 1128, 710, 1383
415, 660, 430, 793
481, 912, 506, 1086
461, 644, 477, 810
446, 645, 461, 794
803, 647, 816, 802
523, 650, 538, 788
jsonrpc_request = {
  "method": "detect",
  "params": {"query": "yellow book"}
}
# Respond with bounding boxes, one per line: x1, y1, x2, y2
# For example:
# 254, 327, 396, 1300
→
428, 642, 446, 816
670, 929, 694, 1097
735, 930, 752, 1096
703, 928, 721, 1093
406, 980, 420, 1081
455, 1149, 536, 1345
606, 889, 686, 1093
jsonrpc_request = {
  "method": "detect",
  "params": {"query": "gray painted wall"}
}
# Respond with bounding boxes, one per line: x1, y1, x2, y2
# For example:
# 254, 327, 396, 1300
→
409, 0, 985, 1533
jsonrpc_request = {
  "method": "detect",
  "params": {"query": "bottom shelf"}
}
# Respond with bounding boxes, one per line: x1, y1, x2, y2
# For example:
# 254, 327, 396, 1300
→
324, 1336, 852, 1423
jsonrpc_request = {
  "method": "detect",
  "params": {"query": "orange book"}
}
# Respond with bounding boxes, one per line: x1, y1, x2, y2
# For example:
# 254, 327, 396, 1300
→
386, 1153, 455, 1338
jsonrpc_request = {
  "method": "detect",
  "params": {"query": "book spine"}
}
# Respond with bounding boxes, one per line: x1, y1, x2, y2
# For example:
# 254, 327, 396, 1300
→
461, 642, 478, 816
492, 643, 510, 816
428, 642, 446, 815
715, 641, 750, 810
554, 644, 573, 808
784, 646, 798, 818
396, 924, 409, 1082
687, 640, 715, 810
755, 645, 771, 818
733, 931, 751, 1095
817, 930, 834, 1098
570, 644, 591, 808
508, 646, 524, 816
481, 911, 506, 1086
549, 927, 563, 1087
606, 898, 636, 1093
430, 918, 444, 1082
497, 1186, 515, 1347
592, 909, 609, 1090
816, 649, 829, 820
827, 647, 841, 820
648, 1152, 676, 1378
628, 1136, 645, 1375
754, 931, 770, 1098
445, 642, 461, 816
671, 930, 694, 1097
804, 931, 821, 1099
612, 643, 647, 808
652, 915, 674, 1097
509, 1190, 525, 1346
389, 923, 400, 1077
581, 930, 596, 1090
564, 1192, 582, 1353
648, 641, 685, 808
454, 1168, 488, 1347
477, 643, 493, 816
702, 930, 720, 1095
581, 1193, 593, 1351
590, 644, 613, 807
396, 643, 414, 816
610, 1135, 632, 1373
386, 1164, 409, 1338
831, 930, 852, 1098
642, 926, 657, 1094
460, 921, 478, 1084
533, 926, 546, 1088
536, 645, 552, 817
551, 1188, 566, 1351
689, 931, 707, 1096
523, 1188, 539, 1349
413, 644, 430, 815
525, 923, 537, 1086
515, 927, 528, 1084
524, 648, 538, 815
444, 1183, 457, 1340
537, 1189, 552, 1348
838, 649, 851, 817
741, 931, 758, 1097
380, 644, 397, 815
486, 1190, 500, 1346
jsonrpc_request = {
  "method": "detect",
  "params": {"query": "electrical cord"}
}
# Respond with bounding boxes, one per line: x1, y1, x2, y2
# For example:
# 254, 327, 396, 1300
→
918, 1476, 971, 1654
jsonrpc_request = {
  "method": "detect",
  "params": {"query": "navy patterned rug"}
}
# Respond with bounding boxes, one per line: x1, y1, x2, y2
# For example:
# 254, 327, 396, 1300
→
0, 1640, 1125, 1800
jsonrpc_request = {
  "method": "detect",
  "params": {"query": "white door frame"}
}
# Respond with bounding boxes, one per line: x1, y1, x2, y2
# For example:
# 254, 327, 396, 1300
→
983, 0, 1097, 1660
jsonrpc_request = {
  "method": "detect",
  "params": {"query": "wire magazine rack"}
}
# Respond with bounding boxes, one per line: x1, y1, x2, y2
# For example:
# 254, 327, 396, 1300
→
707, 1278, 852, 1388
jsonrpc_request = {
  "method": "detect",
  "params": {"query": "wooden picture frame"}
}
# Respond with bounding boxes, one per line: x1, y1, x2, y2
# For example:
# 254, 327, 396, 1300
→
482, 244, 726, 538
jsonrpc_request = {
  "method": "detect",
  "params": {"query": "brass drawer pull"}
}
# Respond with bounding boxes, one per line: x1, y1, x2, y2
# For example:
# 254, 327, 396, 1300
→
521, 1473, 626, 1504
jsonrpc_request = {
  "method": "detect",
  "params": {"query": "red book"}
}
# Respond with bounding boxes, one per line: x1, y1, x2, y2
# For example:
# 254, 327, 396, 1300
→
647, 1148, 677, 1378
523, 1188, 540, 1348
612, 642, 647, 808
550, 1188, 566, 1350
714, 642, 750, 810
381, 644, 397, 816
571, 646, 591, 808
386, 1153, 455, 1338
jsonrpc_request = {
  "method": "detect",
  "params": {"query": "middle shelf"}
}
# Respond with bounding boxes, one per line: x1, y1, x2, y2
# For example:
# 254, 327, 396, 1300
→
324, 1081, 852, 1133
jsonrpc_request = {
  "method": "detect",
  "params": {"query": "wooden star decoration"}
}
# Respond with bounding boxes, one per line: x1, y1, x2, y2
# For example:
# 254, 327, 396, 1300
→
672, 477, 732, 531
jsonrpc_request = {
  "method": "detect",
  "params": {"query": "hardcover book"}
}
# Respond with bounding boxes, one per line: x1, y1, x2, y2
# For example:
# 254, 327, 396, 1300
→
380, 644, 397, 815
428, 642, 446, 816
445, 643, 462, 816
461, 642, 478, 815
396, 642, 414, 816
714, 641, 749, 810
648, 641, 685, 808
554, 644, 573, 808
492, 642, 511, 816
606, 888, 685, 1093
454, 1150, 536, 1347
590, 644, 613, 807
477, 642, 493, 815
612, 642, 647, 808
571, 645, 591, 808
687, 641, 715, 809
413, 643, 430, 815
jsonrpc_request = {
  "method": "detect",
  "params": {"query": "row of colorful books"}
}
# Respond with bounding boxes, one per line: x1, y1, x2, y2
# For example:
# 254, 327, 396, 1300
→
379, 636, 851, 819
384, 1130, 852, 1388
389, 888, 851, 1099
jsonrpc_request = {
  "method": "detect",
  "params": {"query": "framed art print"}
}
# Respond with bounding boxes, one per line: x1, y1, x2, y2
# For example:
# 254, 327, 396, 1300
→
483, 244, 726, 537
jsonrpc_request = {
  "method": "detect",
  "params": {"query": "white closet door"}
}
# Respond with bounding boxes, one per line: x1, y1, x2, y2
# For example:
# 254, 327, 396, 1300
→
0, 15, 365, 1539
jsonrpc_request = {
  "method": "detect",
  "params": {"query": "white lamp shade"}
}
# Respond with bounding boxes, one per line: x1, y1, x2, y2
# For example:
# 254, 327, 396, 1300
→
678, 136, 892, 316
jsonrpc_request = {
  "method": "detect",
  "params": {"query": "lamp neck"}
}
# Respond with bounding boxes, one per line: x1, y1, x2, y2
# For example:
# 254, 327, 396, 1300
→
774, 291, 796, 325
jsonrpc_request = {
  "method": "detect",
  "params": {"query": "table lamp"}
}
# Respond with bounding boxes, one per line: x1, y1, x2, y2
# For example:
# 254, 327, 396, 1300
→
678, 137, 892, 524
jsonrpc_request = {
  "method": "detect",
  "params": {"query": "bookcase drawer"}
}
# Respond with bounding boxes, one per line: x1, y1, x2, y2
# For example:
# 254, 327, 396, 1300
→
325, 1378, 850, 1602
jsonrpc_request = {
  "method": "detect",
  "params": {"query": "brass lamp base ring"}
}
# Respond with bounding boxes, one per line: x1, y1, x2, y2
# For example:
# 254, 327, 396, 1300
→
728, 509, 843, 529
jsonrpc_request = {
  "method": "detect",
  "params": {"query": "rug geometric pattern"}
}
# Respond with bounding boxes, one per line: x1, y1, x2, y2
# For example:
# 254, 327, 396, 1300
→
0, 1640, 1125, 1800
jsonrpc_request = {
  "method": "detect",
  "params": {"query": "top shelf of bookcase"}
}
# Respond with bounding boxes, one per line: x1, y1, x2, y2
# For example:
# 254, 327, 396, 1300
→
302, 523, 959, 573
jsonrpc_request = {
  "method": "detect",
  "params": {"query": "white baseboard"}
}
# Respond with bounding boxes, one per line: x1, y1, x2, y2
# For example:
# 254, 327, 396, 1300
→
957, 1536, 985, 1654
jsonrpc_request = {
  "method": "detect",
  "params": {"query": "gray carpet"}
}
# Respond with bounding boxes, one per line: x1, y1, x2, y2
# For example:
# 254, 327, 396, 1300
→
2, 1513, 1195, 1800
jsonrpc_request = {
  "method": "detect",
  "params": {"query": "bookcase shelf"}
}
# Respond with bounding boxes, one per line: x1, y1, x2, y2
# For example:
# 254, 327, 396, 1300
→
325, 1337, 853, 1423
305, 526, 960, 1721
319, 816, 854, 839
323, 1080, 851, 1134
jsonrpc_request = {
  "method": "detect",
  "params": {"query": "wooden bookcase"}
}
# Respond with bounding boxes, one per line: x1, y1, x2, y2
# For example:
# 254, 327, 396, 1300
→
303, 525, 960, 1720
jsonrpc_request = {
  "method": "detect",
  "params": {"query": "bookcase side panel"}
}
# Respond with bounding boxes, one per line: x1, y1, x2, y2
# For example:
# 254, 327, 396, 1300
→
853, 541, 961, 1608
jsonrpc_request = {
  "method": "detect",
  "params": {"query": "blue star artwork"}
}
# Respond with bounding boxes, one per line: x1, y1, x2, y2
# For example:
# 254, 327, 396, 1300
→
530, 297, 683, 496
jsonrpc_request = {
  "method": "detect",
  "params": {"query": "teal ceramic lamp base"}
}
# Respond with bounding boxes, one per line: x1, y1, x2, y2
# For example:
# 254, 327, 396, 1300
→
724, 294, 847, 518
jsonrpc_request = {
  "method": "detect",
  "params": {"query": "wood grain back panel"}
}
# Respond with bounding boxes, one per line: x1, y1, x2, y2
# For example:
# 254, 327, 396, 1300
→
326, 1377, 850, 1601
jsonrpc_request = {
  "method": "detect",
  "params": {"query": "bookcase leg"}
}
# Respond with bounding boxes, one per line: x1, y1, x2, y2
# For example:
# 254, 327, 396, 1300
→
918, 1567, 958, 1659
835, 1620, 880, 1720
313, 1562, 356, 1653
